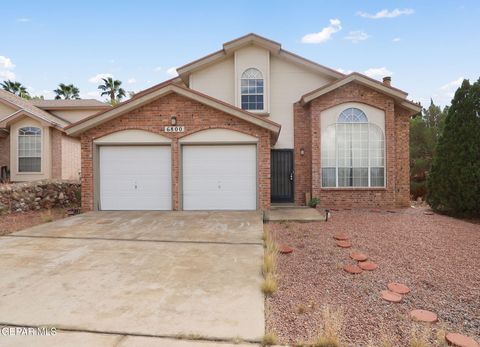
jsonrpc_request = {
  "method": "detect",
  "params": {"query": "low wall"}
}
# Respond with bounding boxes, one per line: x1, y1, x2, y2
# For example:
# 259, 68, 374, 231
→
0, 180, 81, 213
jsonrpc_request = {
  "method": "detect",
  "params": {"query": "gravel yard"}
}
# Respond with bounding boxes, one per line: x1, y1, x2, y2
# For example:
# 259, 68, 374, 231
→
266, 207, 480, 346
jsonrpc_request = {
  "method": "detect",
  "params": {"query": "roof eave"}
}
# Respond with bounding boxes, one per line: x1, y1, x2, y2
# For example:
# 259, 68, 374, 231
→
66, 84, 281, 138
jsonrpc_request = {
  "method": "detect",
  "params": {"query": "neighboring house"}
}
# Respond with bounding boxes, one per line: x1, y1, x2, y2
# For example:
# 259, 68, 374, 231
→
0, 91, 110, 182
65, 33, 421, 211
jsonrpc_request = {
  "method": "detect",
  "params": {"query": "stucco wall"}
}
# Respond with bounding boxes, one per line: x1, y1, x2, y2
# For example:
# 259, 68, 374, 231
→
61, 134, 81, 180
10, 118, 52, 182
189, 57, 235, 104
0, 134, 10, 170
189, 46, 333, 149
270, 56, 332, 148
50, 109, 105, 123
0, 102, 16, 118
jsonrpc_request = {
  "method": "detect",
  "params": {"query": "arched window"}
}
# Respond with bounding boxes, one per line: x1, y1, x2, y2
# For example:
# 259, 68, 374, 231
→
18, 127, 41, 172
321, 108, 385, 187
240, 68, 264, 111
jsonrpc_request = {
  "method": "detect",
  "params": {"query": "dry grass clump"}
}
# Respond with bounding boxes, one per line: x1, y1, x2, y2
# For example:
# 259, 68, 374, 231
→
262, 331, 278, 346
261, 225, 279, 296
40, 209, 53, 223
313, 306, 344, 347
261, 272, 278, 295
409, 325, 432, 347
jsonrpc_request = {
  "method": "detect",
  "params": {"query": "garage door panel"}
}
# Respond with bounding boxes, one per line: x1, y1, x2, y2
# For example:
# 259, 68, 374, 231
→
100, 146, 171, 210
182, 145, 256, 210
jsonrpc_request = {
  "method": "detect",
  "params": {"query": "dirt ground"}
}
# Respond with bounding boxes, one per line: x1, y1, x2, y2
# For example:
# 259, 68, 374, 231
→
0, 208, 69, 236
266, 206, 480, 346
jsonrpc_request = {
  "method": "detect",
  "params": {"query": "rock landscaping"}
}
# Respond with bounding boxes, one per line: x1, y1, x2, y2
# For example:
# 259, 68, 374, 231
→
266, 207, 480, 346
0, 180, 80, 214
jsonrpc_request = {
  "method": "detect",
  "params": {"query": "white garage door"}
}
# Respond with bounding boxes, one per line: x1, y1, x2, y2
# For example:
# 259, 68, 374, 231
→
182, 145, 257, 210
99, 146, 171, 210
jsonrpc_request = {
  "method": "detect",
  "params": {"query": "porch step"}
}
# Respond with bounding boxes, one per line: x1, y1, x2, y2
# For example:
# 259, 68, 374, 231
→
264, 207, 325, 223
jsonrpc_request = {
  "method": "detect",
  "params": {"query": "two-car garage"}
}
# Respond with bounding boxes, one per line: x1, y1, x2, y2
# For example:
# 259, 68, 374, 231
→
65, 84, 280, 212
96, 129, 258, 211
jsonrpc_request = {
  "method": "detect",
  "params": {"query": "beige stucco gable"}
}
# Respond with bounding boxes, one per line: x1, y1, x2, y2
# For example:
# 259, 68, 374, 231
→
187, 41, 336, 148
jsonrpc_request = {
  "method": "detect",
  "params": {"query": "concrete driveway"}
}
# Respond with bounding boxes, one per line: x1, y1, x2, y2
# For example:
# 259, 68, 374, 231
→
0, 211, 265, 346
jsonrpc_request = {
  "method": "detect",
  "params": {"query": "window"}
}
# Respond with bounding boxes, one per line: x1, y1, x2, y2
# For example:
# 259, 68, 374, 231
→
321, 108, 385, 188
18, 127, 41, 172
240, 68, 264, 111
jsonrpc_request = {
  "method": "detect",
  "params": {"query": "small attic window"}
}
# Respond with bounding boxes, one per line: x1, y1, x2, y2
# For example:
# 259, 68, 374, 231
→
240, 68, 264, 111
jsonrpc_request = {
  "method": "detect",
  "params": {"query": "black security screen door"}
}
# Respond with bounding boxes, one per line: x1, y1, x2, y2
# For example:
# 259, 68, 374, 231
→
271, 149, 294, 203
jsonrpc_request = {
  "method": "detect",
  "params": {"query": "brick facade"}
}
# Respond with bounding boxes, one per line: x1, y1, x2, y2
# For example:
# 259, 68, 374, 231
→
80, 92, 272, 211
294, 82, 411, 208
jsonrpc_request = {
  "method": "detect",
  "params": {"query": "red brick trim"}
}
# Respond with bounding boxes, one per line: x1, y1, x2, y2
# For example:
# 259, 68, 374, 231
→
80, 93, 271, 211
294, 82, 410, 208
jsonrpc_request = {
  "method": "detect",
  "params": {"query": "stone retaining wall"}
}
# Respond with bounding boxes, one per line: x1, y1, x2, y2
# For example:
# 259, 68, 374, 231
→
0, 180, 81, 213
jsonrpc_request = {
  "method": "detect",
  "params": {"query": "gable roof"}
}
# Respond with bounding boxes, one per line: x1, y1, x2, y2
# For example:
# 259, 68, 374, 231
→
176, 33, 344, 84
300, 72, 422, 114
31, 99, 111, 110
0, 90, 70, 128
65, 81, 281, 141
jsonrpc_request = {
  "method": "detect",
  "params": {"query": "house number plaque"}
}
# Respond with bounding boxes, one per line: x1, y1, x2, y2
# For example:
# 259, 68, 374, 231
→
164, 126, 185, 133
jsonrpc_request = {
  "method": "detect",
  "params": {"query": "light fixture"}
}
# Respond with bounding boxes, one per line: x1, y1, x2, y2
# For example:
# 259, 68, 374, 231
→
171, 115, 177, 125
300, 147, 305, 156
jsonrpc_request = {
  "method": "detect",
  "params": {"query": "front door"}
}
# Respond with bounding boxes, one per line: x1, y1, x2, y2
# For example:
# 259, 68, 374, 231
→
271, 149, 294, 203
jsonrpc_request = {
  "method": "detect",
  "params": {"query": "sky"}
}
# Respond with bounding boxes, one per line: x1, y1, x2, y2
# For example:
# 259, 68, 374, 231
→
1, 0, 479, 107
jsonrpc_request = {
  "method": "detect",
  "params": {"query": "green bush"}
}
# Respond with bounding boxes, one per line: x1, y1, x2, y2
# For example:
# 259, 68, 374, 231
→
308, 197, 320, 208
427, 78, 480, 217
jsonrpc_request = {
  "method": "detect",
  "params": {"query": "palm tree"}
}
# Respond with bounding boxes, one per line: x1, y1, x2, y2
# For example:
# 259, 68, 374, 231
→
54, 83, 80, 99
98, 77, 126, 105
1, 80, 30, 99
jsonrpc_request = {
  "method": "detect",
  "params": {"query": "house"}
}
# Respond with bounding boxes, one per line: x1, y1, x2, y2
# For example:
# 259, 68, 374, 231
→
65, 33, 421, 211
0, 92, 110, 182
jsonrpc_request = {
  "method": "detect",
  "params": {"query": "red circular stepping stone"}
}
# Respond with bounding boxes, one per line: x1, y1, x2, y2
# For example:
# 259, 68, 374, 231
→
333, 234, 348, 241
278, 244, 294, 254
446, 333, 479, 347
336, 240, 351, 248
410, 309, 438, 323
358, 261, 377, 271
387, 282, 411, 294
380, 290, 402, 303
350, 252, 368, 261
343, 264, 363, 274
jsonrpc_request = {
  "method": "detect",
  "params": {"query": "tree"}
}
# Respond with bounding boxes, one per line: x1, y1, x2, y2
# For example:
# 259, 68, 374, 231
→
427, 78, 480, 217
409, 100, 447, 200
54, 83, 80, 99
98, 77, 126, 105
1, 80, 30, 99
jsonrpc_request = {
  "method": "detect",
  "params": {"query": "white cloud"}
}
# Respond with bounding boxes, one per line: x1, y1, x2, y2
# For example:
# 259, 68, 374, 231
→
88, 73, 113, 84
337, 68, 353, 75
440, 77, 463, 91
301, 19, 342, 44
0, 56, 16, 80
357, 8, 414, 19
0, 70, 15, 80
166, 67, 178, 77
82, 90, 103, 100
392, 37, 401, 42
364, 67, 393, 78
127, 78, 137, 84
0, 56, 15, 69
17, 18, 30, 22
153, 66, 162, 72
344, 31, 369, 43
